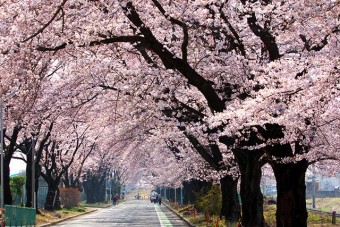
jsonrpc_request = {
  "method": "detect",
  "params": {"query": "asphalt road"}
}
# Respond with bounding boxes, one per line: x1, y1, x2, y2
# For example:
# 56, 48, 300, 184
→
54, 199, 190, 227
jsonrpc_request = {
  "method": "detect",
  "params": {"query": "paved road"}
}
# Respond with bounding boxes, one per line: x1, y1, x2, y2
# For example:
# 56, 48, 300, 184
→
54, 199, 189, 227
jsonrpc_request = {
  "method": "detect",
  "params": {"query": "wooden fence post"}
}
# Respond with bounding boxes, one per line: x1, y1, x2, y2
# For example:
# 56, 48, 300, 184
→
205, 213, 210, 225
215, 217, 220, 227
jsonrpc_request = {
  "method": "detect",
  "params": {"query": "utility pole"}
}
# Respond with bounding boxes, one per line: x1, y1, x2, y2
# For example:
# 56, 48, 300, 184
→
180, 186, 183, 205
109, 170, 112, 202
32, 138, 36, 209
0, 100, 3, 208
174, 188, 176, 203
312, 174, 316, 209
105, 175, 107, 202
164, 187, 167, 200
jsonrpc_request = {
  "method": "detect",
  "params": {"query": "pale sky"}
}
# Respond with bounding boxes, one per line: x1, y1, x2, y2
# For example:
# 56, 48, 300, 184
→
10, 152, 26, 175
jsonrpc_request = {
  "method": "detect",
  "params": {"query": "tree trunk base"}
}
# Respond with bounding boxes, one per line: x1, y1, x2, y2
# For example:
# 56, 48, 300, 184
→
271, 160, 308, 227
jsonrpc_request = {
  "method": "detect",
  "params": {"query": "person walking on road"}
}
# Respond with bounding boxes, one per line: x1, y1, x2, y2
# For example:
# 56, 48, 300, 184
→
112, 196, 117, 206
154, 194, 158, 204
158, 195, 162, 205
114, 193, 120, 205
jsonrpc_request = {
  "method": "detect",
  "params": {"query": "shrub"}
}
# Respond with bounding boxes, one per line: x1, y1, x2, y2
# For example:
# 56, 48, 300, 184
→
10, 176, 26, 204
195, 184, 222, 216
60, 187, 81, 209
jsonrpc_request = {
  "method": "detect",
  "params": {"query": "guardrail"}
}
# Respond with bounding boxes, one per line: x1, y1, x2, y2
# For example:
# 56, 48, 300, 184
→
4, 205, 36, 226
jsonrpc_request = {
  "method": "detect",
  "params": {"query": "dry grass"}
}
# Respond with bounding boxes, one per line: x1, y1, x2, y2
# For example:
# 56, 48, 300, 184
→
264, 202, 340, 227
306, 197, 340, 213
36, 207, 96, 226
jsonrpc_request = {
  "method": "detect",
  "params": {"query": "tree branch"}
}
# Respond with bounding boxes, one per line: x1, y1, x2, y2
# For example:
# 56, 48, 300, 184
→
150, 0, 188, 61
247, 13, 281, 61
122, 2, 225, 112
22, 0, 69, 42
36, 35, 144, 52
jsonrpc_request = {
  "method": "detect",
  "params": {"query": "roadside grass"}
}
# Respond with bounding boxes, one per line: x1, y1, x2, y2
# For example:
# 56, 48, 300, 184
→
264, 204, 340, 227
168, 203, 231, 227
187, 214, 227, 227
306, 198, 340, 213
80, 201, 112, 208
36, 205, 94, 226
168, 198, 340, 227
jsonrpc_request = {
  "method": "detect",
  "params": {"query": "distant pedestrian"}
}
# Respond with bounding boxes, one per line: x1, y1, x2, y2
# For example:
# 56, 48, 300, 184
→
115, 193, 120, 205
112, 196, 117, 206
158, 195, 162, 205
154, 194, 158, 204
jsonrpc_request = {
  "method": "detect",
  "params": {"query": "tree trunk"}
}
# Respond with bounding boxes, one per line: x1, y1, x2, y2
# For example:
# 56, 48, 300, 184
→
84, 173, 106, 203
83, 180, 95, 203
220, 175, 241, 223
271, 160, 308, 227
44, 181, 61, 211
234, 149, 266, 227
54, 188, 61, 210
35, 165, 41, 212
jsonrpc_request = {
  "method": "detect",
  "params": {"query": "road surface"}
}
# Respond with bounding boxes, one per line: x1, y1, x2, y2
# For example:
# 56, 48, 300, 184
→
54, 199, 190, 227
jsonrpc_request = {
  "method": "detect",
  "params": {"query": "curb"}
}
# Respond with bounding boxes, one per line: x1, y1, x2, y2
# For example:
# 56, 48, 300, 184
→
37, 208, 102, 227
162, 203, 195, 227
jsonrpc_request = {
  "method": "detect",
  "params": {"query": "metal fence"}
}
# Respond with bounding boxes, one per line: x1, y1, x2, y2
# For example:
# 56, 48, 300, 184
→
12, 186, 48, 209
37, 187, 48, 209
4, 205, 36, 226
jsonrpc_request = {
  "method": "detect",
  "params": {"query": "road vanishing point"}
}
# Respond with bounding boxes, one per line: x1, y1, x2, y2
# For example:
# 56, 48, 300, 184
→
54, 199, 190, 227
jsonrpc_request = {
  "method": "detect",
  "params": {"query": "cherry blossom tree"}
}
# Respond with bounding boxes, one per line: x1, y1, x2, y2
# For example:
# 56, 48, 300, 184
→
1, 0, 339, 226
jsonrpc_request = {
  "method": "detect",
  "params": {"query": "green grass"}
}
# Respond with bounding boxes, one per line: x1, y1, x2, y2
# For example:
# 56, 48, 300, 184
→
320, 207, 331, 212
264, 204, 340, 226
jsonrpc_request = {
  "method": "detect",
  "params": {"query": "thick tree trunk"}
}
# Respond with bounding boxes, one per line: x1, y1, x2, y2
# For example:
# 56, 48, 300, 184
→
25, 153, 41, 212
3, 126, 21, 205
54, 188, 61, 210
35, 165, 41, 212
271, 160, 308, 227
84, 174, 106, 203
44, 181, 61, 211
234, 149, 266, 227
84, 182, 95, 203
220, 175, 241, 223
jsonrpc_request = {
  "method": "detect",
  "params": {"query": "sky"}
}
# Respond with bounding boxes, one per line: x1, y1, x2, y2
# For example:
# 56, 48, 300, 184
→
9, 152, 26, 175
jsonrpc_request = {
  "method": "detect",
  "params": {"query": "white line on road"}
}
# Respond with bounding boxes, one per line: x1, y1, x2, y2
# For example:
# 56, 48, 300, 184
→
154, 204, 173, 227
